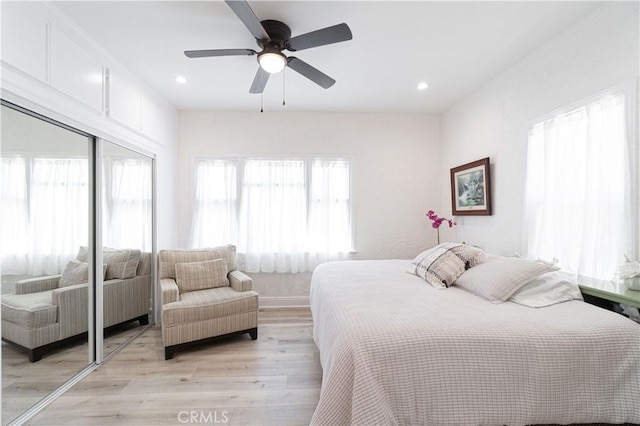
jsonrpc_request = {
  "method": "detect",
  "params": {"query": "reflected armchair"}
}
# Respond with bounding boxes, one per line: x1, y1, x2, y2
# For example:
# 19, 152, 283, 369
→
158, 245, 259, 360
1, 250, 151, 362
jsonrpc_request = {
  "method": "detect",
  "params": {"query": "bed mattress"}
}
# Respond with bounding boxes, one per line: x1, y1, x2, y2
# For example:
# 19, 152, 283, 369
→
309, 259, 640, 425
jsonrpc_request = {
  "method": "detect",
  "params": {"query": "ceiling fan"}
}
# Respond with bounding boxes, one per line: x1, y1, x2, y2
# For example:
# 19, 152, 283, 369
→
184, 0, 353, 94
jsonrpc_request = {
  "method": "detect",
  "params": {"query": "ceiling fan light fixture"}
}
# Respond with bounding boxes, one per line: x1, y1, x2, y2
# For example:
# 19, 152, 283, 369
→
258, 51, 287, 74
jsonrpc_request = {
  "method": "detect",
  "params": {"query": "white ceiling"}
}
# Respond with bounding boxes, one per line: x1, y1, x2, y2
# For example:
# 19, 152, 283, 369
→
53, 1, 601, 114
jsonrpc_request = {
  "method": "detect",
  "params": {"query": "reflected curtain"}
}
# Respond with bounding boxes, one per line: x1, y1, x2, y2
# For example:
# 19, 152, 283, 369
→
28, 158, 89, 275
0, 158, 29, 274
103, 159, 152, 251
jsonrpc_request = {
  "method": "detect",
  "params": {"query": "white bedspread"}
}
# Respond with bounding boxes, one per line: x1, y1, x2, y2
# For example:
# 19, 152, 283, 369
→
310, 260, 640, 426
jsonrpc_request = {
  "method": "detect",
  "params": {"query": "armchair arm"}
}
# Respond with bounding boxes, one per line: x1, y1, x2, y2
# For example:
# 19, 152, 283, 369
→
15, 275, 61, 294
161, 278, 180, 305
52, 283, 89, 339
229, 270, 253, 292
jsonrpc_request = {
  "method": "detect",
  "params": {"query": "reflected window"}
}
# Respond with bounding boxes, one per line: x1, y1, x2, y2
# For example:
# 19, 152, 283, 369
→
0, 157, 28, 274
0, 156, 88, 275
103, 158, 152, 251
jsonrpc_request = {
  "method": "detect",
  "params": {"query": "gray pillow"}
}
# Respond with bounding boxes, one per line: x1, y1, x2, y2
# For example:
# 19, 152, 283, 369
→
175, 259, 229, 292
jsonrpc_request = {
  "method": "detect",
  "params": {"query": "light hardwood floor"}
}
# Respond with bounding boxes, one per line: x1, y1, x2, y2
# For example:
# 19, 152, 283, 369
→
26, 308, 319, 425
2, 322, 148, 424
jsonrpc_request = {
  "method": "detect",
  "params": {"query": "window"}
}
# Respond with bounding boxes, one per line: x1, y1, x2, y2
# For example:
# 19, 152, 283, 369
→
191, 160, 238, 248
191, 158, 352, 273
524, 88, 635, 279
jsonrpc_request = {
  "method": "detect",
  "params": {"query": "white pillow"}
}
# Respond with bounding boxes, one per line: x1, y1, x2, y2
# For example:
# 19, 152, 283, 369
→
454, 256, 558, 303
509, 270, 583, 307
175, 258, 229, 292
411, 243, 487, 289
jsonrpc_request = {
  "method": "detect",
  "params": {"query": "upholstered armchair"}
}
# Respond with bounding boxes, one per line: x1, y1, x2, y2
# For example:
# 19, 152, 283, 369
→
158, 245, 259, 360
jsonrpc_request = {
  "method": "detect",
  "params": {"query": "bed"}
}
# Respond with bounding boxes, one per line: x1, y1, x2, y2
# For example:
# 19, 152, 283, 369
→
309, 256, 640, 425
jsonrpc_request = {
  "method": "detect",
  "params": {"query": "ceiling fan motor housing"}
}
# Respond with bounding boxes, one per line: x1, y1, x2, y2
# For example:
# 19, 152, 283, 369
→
184, 1, 352, 93
258, 20, 292, 50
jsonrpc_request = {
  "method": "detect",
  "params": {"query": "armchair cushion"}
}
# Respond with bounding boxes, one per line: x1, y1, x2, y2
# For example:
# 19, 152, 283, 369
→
162, 287, 258, 326
2, 291, 57, 329
175, 259, 229, 292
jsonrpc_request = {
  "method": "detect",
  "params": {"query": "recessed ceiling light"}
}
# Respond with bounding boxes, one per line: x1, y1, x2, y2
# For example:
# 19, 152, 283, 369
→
175, 76, 187, 84
417, 82, 429, 90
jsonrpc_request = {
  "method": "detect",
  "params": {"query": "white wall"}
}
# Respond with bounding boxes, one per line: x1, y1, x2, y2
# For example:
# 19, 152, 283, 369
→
0, 1, 179, 251
440, 1, 639, 256
178, 111, 440, 299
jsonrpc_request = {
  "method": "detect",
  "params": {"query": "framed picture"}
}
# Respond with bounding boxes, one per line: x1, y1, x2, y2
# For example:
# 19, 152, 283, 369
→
450, 157, 492, 216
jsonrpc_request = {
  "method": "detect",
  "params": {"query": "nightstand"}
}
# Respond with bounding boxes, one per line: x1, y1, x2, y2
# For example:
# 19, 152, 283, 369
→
578, 276, 640, 309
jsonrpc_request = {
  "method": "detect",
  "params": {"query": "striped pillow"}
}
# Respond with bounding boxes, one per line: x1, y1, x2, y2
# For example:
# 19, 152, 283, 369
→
76, 247, 141, 280
175, 258, 229, 292
412, 243, 486, 289
59, 260, 108, 287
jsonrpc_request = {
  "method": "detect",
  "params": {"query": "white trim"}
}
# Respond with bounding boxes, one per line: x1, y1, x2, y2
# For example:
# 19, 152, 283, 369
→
259, 296, 310, 309
95, 138, 104, 364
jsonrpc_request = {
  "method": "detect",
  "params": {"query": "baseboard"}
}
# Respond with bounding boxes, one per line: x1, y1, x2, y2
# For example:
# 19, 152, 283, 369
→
259, 296, 310, 309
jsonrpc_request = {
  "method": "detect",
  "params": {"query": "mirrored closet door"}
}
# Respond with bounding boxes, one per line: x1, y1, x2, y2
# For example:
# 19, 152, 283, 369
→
1, 103, 94, 424
101, 141, 154, 359
1, 103, 156, 425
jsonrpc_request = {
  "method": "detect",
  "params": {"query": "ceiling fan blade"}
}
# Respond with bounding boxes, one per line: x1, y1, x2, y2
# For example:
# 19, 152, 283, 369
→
225, 0, 270, 41
287, 57, 335, 89
286, 23, 352, 52
249, 66, 270, 94
184, 49, 257, 58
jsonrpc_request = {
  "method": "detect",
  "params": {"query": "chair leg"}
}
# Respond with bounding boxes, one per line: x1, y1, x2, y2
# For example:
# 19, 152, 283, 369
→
164, 347, 175, 360
249, 327, 258, 340
28, 348, 43, 363
138, 314, 149, 326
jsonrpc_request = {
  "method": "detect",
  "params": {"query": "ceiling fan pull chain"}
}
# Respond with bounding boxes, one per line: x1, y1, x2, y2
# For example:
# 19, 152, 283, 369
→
260, 92, 264, 113
282, 69, 286, 106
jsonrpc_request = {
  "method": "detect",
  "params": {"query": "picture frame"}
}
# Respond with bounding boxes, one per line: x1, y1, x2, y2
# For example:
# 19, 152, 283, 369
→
450, 157, 492, 216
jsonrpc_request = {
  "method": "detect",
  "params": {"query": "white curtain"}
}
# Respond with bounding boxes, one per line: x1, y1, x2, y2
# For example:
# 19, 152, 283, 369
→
524, 93, 631, 279
308, 160, 351, 266
238, 160, 308, 273
104, 159, 152, 251
28, 158, 89, 275
0, 158, 29, 274
190, 158, 353, 273
191, 160, 238, 248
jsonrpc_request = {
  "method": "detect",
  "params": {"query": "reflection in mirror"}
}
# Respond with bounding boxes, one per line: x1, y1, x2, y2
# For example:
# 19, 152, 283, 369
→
1, 104, 93, 424
101, 141, 153, 358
